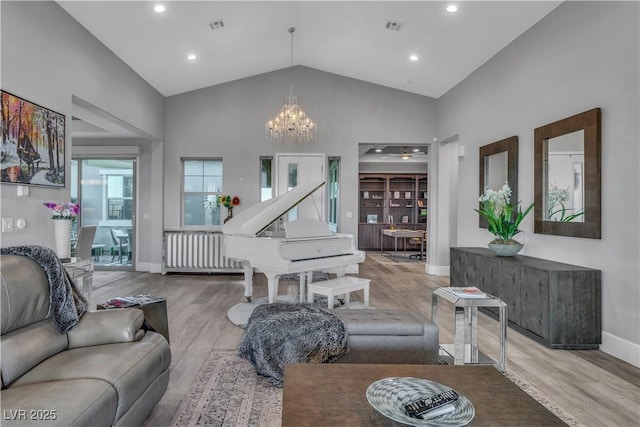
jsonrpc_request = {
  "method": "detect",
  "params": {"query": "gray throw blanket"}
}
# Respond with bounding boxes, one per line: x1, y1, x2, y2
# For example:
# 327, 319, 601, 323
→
1, 245, 87, 332
238, 303, 349, 387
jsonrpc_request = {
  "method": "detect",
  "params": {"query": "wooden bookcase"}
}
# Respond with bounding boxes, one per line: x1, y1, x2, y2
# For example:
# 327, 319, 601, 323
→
358, 173, 427, 250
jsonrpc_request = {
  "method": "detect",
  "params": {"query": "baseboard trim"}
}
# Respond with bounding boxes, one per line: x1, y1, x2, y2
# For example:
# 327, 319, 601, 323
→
425, 264, 449, 276
136, 262, 162, 274
601, 331, 640, 368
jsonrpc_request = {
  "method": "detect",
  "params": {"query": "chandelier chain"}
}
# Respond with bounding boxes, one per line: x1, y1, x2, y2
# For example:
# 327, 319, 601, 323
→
289, 27, 295, 68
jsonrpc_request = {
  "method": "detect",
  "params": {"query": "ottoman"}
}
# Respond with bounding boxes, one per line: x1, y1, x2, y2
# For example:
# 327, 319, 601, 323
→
333, 309, 439, 364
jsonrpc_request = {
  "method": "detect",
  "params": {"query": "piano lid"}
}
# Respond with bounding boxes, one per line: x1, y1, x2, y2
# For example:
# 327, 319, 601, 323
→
221, 181, 326, 237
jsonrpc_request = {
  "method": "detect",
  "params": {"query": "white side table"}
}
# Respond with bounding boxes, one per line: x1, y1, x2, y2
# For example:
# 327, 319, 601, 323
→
431, 287, 507, 372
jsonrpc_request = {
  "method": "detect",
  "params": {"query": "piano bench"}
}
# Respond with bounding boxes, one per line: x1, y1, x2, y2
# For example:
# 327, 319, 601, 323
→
307, 276, 370, 309
333, 309, 439, 365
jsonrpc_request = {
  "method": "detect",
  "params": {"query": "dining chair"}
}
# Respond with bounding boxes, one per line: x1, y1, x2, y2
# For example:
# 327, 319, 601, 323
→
76, 226, 97, 261
110, 228, 130, 264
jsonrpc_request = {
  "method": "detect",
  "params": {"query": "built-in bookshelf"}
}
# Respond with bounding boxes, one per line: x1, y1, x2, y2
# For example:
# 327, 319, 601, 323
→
358, 173, 428, 250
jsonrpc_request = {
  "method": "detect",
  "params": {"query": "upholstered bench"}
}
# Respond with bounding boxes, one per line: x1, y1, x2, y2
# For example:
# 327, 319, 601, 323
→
334, 309, 439, 364
307, 276, 370, 309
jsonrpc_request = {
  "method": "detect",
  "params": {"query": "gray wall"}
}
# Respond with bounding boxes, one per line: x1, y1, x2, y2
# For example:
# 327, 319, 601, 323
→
436, 1, 640, 365
0, 1, 165, 268
164, 66, 437, 242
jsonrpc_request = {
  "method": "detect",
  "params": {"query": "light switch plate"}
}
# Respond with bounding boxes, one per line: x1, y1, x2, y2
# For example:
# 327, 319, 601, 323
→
2, 218, 14, 232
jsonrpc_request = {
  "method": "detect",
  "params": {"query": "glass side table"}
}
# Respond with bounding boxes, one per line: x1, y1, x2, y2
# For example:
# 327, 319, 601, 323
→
62, 257, 94, 305
431, 287, 507, 372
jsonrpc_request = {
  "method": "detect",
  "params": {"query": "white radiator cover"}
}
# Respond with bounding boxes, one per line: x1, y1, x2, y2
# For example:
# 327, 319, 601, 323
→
162, 230, 243, 273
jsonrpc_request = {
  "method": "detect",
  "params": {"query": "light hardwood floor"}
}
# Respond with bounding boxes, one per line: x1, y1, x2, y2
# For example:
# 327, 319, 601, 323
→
88, 254, 640, 427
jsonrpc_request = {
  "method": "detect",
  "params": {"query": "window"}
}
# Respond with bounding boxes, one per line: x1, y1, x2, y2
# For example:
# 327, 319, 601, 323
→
328, 157, 340, 232
260, 157, 273, 202
182, 159, 223, 226
107, 175, 133, 219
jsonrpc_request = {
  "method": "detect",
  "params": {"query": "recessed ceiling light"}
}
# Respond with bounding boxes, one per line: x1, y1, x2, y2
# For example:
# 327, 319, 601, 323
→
413, 149, 420, 152
446, 4, 458, 13
187, 54, 197, 61
409, 55, 419, 61
375, 148, 382, 153
154, 4, 165, 13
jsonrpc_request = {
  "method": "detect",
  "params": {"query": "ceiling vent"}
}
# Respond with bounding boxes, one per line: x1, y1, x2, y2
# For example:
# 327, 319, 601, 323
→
385, 21, 403, 31
209, 19, 225, 30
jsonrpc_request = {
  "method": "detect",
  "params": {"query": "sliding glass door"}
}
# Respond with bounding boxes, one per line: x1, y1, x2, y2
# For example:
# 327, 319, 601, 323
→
71, 158, 136, 269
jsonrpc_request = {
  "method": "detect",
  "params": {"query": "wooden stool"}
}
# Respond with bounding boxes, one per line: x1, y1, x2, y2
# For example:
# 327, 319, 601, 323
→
307, 276, 370, 309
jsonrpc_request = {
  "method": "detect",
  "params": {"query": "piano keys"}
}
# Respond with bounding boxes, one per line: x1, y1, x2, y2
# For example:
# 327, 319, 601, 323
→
222, 181, 366, 303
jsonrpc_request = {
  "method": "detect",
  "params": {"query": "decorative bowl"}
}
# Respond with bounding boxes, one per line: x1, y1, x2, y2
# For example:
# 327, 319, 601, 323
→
366, 377, 475, 426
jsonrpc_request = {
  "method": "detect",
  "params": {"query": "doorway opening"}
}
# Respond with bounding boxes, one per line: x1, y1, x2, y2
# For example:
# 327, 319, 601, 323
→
71, 158, 136, 269
357, 143, 430, 259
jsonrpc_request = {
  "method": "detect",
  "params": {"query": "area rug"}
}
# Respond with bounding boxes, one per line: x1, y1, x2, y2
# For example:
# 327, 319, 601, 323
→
172, 351, 580, 427
503, 370, 581, 426
170, 351, 281, 427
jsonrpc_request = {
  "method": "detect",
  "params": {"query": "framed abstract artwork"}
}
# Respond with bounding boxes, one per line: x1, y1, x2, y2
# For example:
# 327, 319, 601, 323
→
1, 90, 66, 187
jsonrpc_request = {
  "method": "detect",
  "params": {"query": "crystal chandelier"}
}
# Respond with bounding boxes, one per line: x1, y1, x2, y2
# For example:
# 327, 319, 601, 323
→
265, 27, 317, 149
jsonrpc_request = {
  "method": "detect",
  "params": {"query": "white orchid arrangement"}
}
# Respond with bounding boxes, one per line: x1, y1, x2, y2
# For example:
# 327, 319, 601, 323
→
475, 183, 533, 243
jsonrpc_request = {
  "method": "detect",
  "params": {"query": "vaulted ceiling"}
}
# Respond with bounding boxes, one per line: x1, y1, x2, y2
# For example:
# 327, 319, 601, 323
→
58, 1, 561, 99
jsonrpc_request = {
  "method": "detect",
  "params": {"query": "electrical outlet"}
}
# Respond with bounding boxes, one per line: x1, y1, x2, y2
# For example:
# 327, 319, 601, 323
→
2, 217, 14, 232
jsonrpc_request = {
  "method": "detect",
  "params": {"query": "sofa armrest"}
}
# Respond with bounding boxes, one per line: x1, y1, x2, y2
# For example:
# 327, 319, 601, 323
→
67, 308, 145, 348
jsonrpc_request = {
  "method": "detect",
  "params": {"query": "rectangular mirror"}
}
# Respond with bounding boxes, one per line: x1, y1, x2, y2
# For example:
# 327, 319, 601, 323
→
544, 129, 585, 222
534, 108, 601, 238
479, 136, 518, 228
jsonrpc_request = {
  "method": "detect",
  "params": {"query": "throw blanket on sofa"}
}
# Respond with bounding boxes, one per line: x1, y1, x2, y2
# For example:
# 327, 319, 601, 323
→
1, 245, 87, 332
238, 303, 349, 387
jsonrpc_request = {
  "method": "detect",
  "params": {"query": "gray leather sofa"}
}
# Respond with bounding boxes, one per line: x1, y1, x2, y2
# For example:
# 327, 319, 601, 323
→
0, 254, 171, 427
334, 309, 439, 364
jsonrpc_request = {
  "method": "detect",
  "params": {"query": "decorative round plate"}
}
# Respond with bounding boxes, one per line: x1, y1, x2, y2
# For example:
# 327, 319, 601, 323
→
366, 377, 475, 426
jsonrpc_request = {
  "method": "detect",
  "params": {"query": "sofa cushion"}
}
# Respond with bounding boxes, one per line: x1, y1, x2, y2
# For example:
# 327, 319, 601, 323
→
67, 309, 145, 348
11, 332, 170, 422
1, 378, 117, 427
1, 255, 52, 334
1, 319, 68, 387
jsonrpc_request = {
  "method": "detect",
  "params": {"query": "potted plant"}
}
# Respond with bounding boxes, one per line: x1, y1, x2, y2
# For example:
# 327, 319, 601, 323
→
203, 194, 240, 224
218, 195, 241, 223
475, 183, 533, 256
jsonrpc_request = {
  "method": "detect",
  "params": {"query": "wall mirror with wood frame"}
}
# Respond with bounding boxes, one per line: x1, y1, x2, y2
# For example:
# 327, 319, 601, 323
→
478, 136, 518, 228
534, 108, 601, 238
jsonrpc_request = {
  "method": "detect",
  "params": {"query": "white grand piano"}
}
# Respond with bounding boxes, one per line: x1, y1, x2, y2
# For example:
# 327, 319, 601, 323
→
222, 181, 366, 303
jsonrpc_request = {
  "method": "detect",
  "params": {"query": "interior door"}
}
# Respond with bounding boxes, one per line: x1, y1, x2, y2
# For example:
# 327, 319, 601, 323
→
275, 153, 326, 222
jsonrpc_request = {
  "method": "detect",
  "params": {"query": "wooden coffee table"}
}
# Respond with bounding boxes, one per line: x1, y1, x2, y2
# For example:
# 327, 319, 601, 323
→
282, 363, 565, 426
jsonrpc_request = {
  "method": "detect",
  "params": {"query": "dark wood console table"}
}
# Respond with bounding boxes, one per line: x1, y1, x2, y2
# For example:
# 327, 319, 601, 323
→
450, 247, 601, 349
